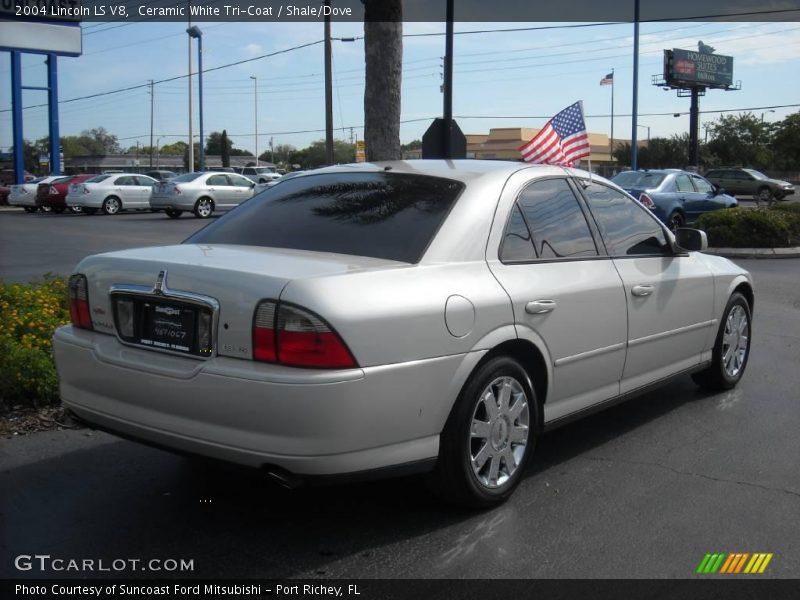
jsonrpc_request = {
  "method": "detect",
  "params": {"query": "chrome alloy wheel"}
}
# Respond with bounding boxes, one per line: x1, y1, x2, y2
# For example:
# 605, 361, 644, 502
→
103, 197, 120, 215
469, 376, 530, 489
195, 198, 213, 218
722, 305, 749, 378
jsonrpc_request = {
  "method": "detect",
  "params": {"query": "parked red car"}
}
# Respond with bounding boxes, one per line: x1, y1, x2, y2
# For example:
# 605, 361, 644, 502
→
0, 186, 9, 205
37, 174, 98, 213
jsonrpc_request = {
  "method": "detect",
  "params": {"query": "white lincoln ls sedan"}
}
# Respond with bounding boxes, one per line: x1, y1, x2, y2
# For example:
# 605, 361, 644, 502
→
52, 161, 753, 507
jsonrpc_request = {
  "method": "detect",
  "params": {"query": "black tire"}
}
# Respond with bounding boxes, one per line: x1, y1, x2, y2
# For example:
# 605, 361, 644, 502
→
428, 356, 538, 508
83, 207, 98, 215
756, 186, 772, 206
39, 205, 52, 213
193, 197, 214, 218
70, 206, 83, 214
51, 206, 66, 214
165, 208, 183, 219
102, 196, 122, 215
692, 292, 752, 391
667, 211, 685, 232
23, 206, 37, 213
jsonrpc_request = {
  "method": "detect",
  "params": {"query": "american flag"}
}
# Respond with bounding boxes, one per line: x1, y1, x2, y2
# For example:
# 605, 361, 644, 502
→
519, 101, 591, 166
600, 72, 614, 85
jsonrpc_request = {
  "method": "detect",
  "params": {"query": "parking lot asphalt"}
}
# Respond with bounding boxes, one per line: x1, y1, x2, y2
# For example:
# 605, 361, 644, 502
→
1, 210, 799, 579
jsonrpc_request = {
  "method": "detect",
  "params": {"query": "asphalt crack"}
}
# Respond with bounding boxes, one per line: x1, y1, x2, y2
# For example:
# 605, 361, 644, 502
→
579, 455, 800, 500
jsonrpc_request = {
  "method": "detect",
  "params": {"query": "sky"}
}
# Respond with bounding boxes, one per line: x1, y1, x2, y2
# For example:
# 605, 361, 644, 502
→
1, 18, 799, 157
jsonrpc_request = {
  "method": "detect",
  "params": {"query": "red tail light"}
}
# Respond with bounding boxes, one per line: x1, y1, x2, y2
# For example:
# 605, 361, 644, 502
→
49, 186, 59, 195
82, 185, 90, 194
173, 185, 182, 195
638, 193, 655, 209
252, 301, 357, 369
68, 274, 93, 330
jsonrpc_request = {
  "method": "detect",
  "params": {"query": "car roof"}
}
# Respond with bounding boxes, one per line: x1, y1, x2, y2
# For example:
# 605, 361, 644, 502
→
310, 159, 608, 186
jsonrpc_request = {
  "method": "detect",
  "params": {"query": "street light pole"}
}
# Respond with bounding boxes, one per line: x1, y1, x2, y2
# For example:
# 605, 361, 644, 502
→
188, 26, 204, 171
250, 76, 258, 164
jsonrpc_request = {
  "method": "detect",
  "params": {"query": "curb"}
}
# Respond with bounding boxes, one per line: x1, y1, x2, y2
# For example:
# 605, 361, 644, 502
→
706, 247, 800, 259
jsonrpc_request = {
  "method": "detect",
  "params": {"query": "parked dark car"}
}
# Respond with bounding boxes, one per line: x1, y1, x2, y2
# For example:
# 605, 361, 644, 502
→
37, 174, 98, 213
612, 169, 737, 231
144, 170, 177, 182
0, 186, 9, 205
0, 169, 35, 185
704, 167, 795, 205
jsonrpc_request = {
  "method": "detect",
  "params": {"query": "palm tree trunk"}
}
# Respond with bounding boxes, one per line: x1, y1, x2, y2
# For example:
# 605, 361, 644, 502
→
363, 1, 402, 162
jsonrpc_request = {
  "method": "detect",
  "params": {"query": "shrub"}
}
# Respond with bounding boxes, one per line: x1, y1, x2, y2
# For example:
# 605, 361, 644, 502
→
695, 207, 800, 248
769, 202, 800, 216
0, 276, 70, 409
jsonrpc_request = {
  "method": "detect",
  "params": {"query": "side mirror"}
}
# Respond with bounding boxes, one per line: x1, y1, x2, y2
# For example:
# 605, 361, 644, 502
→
712, 185, 726, 196
674, 228, 708, 252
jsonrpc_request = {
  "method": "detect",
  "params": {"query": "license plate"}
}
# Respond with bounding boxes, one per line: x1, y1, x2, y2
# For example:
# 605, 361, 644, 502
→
141, 301, 196, 353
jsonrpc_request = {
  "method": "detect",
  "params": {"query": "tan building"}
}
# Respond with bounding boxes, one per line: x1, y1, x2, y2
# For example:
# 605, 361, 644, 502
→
466, 127, 617, 164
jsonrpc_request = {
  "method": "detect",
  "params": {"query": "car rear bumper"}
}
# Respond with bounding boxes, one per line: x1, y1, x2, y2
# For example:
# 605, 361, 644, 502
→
53, 326, 475, 476
66, 193, 104, 208
150, 195, 198, 210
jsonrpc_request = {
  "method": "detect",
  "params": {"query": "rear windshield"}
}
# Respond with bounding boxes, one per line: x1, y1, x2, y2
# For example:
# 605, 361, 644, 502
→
186, 172, 464, 263
612, 171, 666, 188
86, 175, 111, 183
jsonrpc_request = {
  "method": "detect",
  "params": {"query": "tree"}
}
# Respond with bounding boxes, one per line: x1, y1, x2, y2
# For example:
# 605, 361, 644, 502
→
221, 131, 231, 167
770, 112, 800, 171
706, 113, 772, 170
273, 144, 296, 164
290, 140, 354, 168
401, 139, 422, 151
363, 1, 402, 161
158, 141, 187, 155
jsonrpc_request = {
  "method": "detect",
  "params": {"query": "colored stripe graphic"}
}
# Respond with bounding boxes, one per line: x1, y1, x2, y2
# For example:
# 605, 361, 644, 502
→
720, 554, 736, 573
698, 552, 774, 574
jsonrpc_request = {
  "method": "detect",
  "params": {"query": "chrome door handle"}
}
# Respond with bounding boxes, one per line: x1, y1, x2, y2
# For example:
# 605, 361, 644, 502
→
525, 300, 557, 314
631, 284, 655, 297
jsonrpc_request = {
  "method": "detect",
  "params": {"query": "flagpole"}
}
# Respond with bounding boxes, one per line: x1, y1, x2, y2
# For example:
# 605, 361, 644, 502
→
610, 67, 615, 163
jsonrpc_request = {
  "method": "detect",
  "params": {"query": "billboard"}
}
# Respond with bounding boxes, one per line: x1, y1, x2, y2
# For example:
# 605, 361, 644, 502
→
0, 0, 82, 56
663, 48, 734, 89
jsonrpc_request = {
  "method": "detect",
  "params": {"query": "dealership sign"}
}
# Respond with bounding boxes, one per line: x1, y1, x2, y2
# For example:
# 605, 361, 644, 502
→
663, 48, 734, 89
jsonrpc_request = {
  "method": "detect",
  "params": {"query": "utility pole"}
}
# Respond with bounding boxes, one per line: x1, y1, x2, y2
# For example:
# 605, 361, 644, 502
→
324, 0, 334, 165
149, 80, 154, 168
631, 0, 640, 170
250, 76, 258, 164
187, 1, 194, 172
442, 0, 454, 158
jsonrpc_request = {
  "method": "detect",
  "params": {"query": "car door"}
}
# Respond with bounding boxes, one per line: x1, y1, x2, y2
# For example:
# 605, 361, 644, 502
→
487, 174, 628, 423
205, 174, 232, 206
674, 173, 706, 222
112, 176, 140, 208
580, 182, 716, 394
228, 174, 256, 205
135, 176, 157, 207
689, 174, 723, 216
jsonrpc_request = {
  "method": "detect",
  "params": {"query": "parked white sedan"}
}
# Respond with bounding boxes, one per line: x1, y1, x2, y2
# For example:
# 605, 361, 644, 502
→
66, 173, 158, 215
53, 161, 754, 507
150, 171, 258, 218
8, 175, 63, 213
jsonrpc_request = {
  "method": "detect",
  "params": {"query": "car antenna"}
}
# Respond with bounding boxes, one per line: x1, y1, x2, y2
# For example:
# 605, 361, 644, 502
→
384, 165, 392, 171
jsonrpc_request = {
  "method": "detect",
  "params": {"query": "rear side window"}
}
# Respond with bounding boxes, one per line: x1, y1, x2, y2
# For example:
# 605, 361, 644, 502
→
187, 172, 464, 263
582, 183, 670, 256
85, 175, 110, 183
675, 174, 694, 192
517, 178, 598, 259
500, 204, 536, 262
